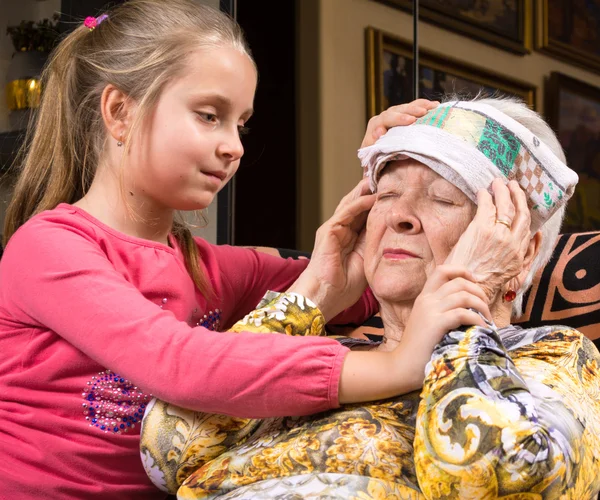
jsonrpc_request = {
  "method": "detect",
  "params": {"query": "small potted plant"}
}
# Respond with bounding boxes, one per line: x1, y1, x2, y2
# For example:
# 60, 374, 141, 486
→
5, 13, 60, 130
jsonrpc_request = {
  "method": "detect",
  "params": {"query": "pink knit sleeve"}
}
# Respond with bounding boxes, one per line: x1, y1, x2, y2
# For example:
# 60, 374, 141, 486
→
1, 221, 349, 418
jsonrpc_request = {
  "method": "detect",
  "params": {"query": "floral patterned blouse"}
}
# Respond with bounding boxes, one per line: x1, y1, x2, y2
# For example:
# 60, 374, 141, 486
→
140, 291, 600, 499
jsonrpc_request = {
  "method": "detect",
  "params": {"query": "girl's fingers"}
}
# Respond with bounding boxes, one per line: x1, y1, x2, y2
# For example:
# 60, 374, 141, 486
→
314, 180, 375, 253
374, 104, 433, 133
436, 277, 489, 307
330, 194, 377, 230
362, 99, 439, 146
452, 309, 489, 329
442, 291, 493, 323
353, 227, 368, 257
372, 113, 416, 141
388, 99, 439, 114
422, 265, 476, 294
336, 178, 372, 209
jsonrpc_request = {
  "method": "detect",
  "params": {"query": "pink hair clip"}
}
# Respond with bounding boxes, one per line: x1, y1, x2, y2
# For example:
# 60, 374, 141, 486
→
84, 14, 108, 31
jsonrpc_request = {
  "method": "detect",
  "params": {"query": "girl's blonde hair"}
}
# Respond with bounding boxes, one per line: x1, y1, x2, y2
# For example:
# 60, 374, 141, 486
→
4, 0, 254, 297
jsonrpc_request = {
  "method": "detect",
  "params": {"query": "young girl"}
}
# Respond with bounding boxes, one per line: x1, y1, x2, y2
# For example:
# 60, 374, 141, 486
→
0, 1, 526, 498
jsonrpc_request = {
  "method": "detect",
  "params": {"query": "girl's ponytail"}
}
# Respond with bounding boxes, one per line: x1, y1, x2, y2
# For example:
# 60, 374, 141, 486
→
4, 27, 92, 244
172, 220, 212, 299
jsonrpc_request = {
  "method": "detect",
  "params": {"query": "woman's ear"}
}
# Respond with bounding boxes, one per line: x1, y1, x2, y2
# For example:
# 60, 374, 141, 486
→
100, 84, 135, 143
516, 231, 543, 287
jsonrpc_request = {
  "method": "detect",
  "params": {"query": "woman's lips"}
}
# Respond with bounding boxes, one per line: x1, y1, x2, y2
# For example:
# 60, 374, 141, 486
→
382, 248, 418, 260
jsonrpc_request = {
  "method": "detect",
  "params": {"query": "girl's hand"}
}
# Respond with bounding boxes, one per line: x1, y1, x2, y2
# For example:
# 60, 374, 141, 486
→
444, 179, 532, 302
393, 265, 492, 382
288, 178, 376, 321
361, 99, 439, 148
339, 265, 491, 403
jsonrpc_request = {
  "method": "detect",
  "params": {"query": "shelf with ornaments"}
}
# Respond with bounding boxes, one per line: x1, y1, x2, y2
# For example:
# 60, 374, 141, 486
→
2, 13, 60, 172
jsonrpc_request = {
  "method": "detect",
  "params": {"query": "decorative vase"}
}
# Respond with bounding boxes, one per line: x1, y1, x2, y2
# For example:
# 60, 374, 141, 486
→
5, 50, 48, 131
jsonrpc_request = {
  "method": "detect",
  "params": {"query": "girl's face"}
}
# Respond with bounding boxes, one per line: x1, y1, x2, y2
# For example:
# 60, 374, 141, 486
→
128, 45, 257, 211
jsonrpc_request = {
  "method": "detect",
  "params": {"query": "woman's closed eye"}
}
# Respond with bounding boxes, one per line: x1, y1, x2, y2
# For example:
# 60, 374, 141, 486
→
428, 188, 462, 206
432, 196, 456, 205
375, 192, 398, 202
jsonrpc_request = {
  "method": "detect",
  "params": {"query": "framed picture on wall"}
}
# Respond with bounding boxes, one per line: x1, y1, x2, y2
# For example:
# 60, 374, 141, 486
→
371, 0, 532, 54
536, 0, 600, 74
545, 72, 600, 232
365, 27, 537, 119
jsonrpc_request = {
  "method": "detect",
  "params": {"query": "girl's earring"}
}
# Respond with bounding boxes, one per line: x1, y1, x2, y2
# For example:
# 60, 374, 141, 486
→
117, 134, 123, 147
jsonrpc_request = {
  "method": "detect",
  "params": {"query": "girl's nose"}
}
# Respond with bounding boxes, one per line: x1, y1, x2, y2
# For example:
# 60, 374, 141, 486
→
217, 129, 244, 162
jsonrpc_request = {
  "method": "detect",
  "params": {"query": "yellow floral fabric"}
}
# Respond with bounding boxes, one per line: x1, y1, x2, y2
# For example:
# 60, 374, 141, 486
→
228, 290, 325, 337
140, 292, 600, 499
415, 325, 600, 500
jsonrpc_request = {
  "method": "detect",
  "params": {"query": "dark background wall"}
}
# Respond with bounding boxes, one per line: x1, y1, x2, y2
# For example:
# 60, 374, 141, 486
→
233, 0, 296, 248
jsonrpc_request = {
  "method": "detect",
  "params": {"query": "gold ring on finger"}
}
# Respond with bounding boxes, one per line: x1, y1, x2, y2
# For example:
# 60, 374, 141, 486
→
495, 218, 512, 229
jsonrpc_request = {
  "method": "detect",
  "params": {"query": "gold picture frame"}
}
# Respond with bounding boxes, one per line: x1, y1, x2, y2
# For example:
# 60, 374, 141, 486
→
365, 27, 537, 120
536, 0, 600, 74
372, 0, 532, 54
545, 72, 600, 232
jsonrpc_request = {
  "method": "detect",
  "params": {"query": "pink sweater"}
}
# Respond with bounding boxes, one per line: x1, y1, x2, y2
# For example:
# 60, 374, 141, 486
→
0, 204, 377, 499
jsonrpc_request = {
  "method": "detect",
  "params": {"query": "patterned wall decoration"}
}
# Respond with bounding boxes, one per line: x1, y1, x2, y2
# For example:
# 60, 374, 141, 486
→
516, 231, 600, 341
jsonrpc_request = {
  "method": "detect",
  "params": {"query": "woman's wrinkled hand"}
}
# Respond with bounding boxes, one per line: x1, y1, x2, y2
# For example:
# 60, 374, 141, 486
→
288, 178, 376, 322
361, 99, 439, 148
444, 179, 532, 302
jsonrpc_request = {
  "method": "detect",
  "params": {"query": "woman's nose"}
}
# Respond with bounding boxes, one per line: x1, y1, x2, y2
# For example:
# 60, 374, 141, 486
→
384, 198, 422, 234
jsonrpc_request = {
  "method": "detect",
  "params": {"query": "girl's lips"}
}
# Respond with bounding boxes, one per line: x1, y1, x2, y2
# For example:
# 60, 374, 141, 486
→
201, 170, 227, 180
201, 171, 224, 188
207, 170, 227, 180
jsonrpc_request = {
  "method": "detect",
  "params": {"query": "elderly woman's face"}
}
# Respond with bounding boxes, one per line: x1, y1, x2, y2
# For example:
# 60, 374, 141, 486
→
364, 159, 476, 302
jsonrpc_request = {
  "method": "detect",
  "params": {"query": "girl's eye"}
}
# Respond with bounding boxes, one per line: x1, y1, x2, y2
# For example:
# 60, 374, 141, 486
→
197, 112, 219, 124
238, 125, 250, 137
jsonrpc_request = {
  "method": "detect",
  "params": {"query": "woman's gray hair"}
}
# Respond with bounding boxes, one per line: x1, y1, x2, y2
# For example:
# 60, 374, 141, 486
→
444, 94, 566, 317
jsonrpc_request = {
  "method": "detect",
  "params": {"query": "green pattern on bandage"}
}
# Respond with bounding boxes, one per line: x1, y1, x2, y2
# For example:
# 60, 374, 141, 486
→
425, 107, 441, 126
417, 106, 447, 127
415, 113, 429, 126
432, 105, 451, 127
477, 120, 521, 176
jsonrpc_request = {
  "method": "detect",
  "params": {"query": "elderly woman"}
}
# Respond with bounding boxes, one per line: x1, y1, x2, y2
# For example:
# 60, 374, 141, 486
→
140, 97, 600, 499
